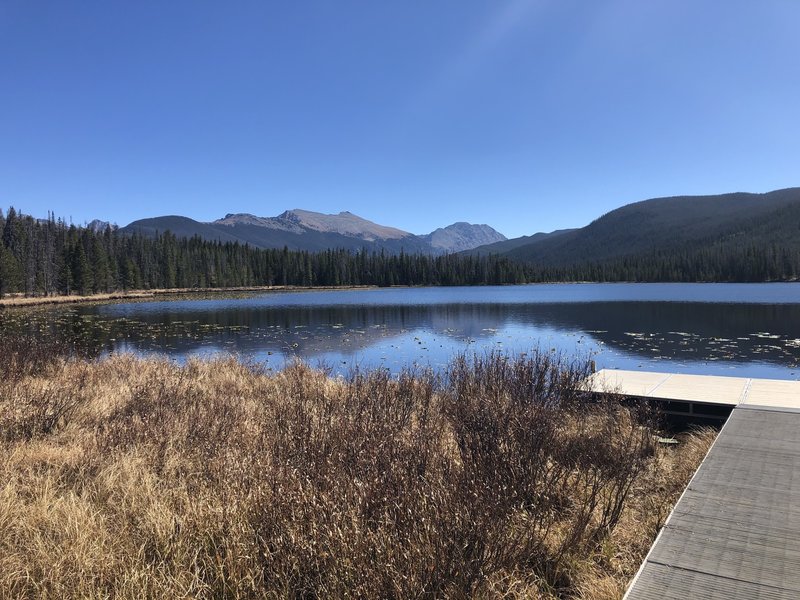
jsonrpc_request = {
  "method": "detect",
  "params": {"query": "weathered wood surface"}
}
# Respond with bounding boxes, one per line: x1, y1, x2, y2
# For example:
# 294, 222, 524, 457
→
625, 405, 800, 599
586, 369, 800, 409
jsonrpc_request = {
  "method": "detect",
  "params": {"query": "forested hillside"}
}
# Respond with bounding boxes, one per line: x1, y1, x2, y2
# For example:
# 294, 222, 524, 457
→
504, 188, 800, 267
529, 242, 800, 282
4, 190, 800, 297
0, 208, 526, 297
464, 229, 575, 256
465, 187, 800, 282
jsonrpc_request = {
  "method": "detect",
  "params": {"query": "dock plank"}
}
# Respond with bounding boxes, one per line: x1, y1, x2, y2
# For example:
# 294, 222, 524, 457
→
625, 405, 800, 598
587, 369, 800, 410
630, 562, 796, 600
584, 370, 672, 397
742, 378, 800, 409
649, 373, 750, 405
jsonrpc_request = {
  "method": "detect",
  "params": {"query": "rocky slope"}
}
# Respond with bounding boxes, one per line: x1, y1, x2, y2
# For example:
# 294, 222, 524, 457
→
122, 209, 506, 255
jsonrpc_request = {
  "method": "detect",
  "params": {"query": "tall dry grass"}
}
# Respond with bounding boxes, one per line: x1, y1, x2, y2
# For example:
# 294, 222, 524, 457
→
0, 339, 714, 599
0, 285, 375, 308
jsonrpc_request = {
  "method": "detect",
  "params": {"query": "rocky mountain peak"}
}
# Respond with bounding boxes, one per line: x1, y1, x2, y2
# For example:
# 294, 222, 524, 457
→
128, 208, 506, 254
422, 222, 507, 253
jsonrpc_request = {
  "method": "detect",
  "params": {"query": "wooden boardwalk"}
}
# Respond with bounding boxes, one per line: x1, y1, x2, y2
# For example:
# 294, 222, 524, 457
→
586, 370, 800, 599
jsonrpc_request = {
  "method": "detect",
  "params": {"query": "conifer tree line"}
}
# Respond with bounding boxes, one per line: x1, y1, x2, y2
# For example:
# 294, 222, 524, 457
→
527, 242, 800, 282
0, 208, 527, 297
2, 207, 798, 297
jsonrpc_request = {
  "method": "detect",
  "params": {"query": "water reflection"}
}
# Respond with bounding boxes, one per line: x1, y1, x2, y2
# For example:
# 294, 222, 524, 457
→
3, 286, 800, 379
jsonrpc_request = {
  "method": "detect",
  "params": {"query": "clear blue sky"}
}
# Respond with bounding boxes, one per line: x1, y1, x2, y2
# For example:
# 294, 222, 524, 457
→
1, 1, 799, 238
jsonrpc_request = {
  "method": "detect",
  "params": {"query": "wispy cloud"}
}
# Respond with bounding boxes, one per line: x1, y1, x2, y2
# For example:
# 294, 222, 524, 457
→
406, 0, 546, 117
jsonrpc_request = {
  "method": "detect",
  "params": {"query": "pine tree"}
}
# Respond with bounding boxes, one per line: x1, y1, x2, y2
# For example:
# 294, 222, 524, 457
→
72, 240, 93, 294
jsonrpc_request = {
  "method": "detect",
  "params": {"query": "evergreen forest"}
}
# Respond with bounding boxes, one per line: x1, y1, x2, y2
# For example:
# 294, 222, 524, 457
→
2, 206, 799, 298
0, 208, 526, 297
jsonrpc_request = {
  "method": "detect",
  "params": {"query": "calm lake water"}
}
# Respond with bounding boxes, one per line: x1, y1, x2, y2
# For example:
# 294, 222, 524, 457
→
4, 283, 800, 379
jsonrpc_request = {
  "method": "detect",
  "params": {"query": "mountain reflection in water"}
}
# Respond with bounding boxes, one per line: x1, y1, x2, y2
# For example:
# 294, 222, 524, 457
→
3, 285, 800, 379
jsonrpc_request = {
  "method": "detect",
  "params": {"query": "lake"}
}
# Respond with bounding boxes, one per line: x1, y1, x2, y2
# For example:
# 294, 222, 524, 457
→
3, 283, 800, 379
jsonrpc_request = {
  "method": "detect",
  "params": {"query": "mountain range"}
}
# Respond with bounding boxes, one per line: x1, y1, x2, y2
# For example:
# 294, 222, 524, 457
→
119, 187, 800, 276
121, 210, 506, 255
466, 187, 800, 269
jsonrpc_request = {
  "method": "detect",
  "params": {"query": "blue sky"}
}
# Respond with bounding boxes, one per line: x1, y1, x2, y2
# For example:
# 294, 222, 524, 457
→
1, 1, 799, 238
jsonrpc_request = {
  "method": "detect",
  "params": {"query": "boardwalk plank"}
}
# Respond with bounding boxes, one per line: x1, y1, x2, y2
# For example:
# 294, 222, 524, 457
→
626, 406, 800, 598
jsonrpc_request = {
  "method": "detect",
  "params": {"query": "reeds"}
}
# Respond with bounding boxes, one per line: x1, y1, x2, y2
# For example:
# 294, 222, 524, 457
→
0, 285, 375, 308
0, 339, 714, 599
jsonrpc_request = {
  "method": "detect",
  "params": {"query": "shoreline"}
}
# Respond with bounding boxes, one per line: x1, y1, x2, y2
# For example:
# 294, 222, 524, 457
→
2, 279, 796, 309
0, 284, 379, 309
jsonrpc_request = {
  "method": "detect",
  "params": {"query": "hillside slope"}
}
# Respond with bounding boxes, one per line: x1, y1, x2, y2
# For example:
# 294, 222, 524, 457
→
121, 216, 245, 244
465, 229, 574, 256
505, 188, 800, 266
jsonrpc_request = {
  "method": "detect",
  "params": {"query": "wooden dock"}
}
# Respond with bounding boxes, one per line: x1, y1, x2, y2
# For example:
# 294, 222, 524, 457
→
585, 370, 800, 599
586, 369, 800, 421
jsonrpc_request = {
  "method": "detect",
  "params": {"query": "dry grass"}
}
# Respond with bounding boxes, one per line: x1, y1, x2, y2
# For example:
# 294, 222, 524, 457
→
0, 290, 159, 308
0, 285, 376, 308
0, 340, 714, 599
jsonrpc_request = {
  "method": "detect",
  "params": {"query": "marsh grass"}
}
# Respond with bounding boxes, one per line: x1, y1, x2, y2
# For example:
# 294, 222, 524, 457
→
0, 285, 376, 308
0, 339, 714, 599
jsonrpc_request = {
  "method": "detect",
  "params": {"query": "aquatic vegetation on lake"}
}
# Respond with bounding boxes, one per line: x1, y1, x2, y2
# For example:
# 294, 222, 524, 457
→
3, 285, 800, 378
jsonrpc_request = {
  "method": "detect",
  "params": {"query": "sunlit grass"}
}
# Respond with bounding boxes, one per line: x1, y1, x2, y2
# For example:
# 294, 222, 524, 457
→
0, 285, 375, 308
0, 340, 714, 598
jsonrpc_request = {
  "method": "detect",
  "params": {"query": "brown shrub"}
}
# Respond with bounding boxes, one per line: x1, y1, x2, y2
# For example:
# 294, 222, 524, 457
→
0, 343, 713, 599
